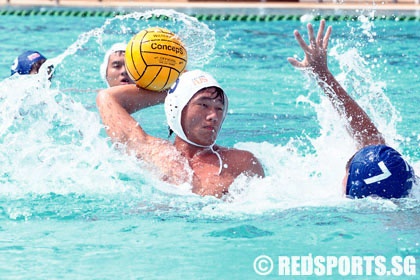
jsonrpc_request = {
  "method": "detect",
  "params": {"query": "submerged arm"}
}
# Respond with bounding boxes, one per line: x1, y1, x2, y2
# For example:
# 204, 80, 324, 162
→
287, 20, 385, 149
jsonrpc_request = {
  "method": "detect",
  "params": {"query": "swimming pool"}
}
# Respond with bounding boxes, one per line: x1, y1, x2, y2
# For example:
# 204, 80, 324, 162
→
0, 7, 419, 279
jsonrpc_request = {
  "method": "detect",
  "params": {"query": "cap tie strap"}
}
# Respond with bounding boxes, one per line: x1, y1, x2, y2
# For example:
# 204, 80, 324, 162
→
210, 145, 223, 175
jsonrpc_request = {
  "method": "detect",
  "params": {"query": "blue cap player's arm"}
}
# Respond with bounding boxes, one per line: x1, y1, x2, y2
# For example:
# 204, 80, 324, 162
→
287, 20, 385, 150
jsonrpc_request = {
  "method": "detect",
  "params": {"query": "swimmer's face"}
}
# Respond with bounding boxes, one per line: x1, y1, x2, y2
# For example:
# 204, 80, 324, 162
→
106, 51, 134, 87
181, 87, 225, 146
29, 59, 46, 74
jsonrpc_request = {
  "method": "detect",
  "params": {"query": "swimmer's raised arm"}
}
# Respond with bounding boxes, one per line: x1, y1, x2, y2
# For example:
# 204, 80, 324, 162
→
98, 84, 166, 114
288, 20, 385, 149
96, 84, 167, 147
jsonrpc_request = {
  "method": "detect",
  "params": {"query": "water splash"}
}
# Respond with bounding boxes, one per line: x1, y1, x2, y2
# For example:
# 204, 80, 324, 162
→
0, 10, 215, 197
99, 9, 215, 68
0, 12, 418, 219
222, 18, 420, 215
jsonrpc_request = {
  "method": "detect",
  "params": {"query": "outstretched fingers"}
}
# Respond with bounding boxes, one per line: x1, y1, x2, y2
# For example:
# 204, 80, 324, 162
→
293, 29, 310, 53
323, 26, 332, 50
315, 20, 325, 46
287, 56, 301, 68
288, 20, 332, 69
307, 22, 316, 48
315, 20, 332, 50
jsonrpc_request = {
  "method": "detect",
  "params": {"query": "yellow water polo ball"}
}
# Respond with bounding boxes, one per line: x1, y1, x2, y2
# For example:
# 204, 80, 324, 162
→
125, 27, 188, 91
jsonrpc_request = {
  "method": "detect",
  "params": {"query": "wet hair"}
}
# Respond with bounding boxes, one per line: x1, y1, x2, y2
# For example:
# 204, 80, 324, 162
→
198, 86, 225, 103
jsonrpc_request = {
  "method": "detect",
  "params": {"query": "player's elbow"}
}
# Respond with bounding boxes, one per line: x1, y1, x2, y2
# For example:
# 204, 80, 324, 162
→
96, 89, 110, 109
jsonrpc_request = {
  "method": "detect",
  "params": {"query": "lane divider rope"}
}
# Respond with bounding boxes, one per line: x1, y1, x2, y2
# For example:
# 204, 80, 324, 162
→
0, 9, 418, 21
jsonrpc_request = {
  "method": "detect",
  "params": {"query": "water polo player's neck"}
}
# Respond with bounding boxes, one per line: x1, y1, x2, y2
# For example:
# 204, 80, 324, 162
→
174, 137, 224, 176
174, 137, 214, 159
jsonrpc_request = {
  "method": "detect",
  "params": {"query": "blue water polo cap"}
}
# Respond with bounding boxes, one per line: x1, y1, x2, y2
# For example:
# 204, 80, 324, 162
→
346, 145, 414, 199
11, 50, 47, 75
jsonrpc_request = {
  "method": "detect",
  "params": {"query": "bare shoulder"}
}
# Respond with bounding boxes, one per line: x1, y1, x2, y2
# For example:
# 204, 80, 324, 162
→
134, 136, 192, 185
218, 146, 265, 178
133, 134, 182, 164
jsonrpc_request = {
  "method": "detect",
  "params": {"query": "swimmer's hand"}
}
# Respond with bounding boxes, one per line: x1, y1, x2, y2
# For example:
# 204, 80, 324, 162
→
287, 19, 332, 76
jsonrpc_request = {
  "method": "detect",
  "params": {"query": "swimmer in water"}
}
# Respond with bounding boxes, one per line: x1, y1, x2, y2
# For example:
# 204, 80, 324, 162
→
96, 69, 265, 197
11, 50, 47, 76
100, 43, 135, 88
97, 21, 415, 199
288, 19, 416, 199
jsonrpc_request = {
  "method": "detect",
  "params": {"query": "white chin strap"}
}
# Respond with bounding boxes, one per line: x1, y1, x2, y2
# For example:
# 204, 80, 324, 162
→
179, 135, 223, 175
210, 145, 223, 175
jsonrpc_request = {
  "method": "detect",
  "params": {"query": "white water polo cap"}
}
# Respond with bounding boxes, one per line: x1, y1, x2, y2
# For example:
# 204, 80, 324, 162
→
164, 69, 228, 148
100, 43, 127, 87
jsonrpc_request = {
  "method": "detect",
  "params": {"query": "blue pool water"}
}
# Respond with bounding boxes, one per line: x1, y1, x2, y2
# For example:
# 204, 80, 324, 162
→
0, 8, 419, 279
